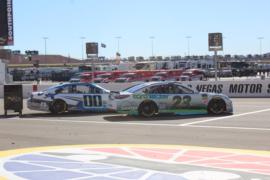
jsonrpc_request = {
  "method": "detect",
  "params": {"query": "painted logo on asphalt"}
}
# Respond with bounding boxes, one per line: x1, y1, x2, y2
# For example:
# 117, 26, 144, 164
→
0, 145, 270, 179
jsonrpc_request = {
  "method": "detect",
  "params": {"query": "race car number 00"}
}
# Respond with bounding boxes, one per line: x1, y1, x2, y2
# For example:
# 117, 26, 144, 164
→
83, 95, 102, 107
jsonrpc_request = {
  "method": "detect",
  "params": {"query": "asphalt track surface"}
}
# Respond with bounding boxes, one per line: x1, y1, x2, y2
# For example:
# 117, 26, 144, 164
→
0, 98, 270, 151
1, 98, 270, 179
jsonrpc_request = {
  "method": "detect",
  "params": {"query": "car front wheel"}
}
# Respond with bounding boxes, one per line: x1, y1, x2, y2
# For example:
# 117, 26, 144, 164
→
50, 100, 67, 114
138, 101, 158, 117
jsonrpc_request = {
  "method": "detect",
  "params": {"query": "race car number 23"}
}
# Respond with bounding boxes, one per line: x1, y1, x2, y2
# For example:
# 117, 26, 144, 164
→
83, 95, 102, 107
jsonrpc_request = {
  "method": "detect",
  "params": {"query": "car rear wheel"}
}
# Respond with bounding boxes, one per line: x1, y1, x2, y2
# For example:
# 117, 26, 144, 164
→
207, 99, 226, 115
50, 100, 67, 114
138, 101, 158, 117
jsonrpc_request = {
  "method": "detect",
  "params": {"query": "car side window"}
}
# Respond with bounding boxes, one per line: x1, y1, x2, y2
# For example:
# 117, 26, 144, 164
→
147, 85, 171, 94
148, 85, 162, 94
76, 85, 90, 94
89, 86, 102, 94
166, 84, 178, 94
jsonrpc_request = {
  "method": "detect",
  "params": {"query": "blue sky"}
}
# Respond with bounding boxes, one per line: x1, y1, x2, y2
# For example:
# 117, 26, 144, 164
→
10, 0, 270, 59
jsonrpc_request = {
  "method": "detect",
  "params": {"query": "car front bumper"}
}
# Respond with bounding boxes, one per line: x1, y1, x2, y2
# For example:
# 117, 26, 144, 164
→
27, 99, 50, 112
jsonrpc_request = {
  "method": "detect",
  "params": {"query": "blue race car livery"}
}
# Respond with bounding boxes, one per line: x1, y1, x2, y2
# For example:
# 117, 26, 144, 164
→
27, 83, 113, 114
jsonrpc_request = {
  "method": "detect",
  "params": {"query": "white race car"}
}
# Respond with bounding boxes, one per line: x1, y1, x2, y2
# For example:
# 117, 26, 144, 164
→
27, 83, 113, 114
110, 81, 233, 117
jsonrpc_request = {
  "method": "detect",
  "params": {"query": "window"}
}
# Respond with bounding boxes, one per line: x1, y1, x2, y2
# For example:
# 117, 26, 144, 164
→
89, 86, 102, 94
148, 85, 173, 94
175, 85, 194, 94
55, 85, 75, 94
76, 85, 90, 94
148, 85, 163, 94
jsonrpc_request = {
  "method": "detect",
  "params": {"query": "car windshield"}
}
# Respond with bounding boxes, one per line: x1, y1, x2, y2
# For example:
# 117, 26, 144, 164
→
174, 83, 196, 93
44, 84, 66, 92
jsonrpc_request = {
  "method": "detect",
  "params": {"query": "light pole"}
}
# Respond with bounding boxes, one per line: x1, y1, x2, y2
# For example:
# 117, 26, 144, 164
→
43, 37, 48, 61
222, 36, 226, 56
186, 36, 192, 57
80, 37, 86, 60
258, 37, 264, 58
149, 36, 155, 57
115, 36, 121, 53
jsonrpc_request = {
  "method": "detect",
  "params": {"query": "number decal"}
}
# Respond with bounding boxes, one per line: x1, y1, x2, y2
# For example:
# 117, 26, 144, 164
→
183, 95, 191, 106
172, 96, 182, 107
172, 95, 191, 108
83, 95, 102, 107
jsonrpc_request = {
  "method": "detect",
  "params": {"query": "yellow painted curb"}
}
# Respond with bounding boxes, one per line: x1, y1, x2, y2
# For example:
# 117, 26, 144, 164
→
0, 144, 270, 158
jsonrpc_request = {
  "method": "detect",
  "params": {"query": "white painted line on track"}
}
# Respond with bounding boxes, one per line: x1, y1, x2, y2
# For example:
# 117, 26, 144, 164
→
187, 125, 270, 131
179, 108, 270, 126
7, 117, 178, 127
5, 116, 270, 132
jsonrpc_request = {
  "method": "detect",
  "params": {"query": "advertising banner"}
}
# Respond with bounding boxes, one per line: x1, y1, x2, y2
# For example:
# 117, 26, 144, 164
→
186, 80, 270, 98
1, 80, 270, 98
99, 80, 270, 98
0, 0, 13, 46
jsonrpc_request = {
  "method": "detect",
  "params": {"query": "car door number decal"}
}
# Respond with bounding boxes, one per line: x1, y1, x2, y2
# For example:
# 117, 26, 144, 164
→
83, 95, 102, 107
172, 95, 191, 107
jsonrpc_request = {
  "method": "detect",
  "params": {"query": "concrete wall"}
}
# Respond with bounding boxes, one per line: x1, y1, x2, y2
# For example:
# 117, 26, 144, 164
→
0, 60, 6, 85
1, 80, 270, 98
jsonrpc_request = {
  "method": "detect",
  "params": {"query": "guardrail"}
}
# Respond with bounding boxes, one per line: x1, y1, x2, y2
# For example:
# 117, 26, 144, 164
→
1, 79, 270, 98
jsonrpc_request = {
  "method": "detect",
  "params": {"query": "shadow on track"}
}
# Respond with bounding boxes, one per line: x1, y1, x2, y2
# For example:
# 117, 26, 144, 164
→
0, 111, 116, 119
103, 113, 231, 122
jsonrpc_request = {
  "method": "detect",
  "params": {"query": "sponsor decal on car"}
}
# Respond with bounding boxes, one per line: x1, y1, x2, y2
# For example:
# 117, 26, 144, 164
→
133, 94, 169, 100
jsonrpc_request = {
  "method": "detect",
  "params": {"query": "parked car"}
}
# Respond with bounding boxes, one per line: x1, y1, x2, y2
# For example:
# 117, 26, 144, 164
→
114, 77, 131, 83
27, 83, 113, 114
69, 73, 81, 83
179, 72, 204, 81
178, 69, 205, 81
109, 81, 233, 117
150, 72, 168, 81
93, 73, 112, 83
206, 68, 233, 77
150, 76, 166, 81
114, 72, 140, 83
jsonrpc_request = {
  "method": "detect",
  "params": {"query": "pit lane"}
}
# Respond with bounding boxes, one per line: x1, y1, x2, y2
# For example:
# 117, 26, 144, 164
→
0, 98, 270, 151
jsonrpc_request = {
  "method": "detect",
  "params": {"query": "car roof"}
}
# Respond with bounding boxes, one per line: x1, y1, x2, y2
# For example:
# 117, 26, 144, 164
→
137, 81, 183, 87
123, 81, 186, 93
50, 82, 109, 91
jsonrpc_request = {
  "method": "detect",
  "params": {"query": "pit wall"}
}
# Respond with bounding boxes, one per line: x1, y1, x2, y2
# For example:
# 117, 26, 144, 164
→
1, 80, 270, 98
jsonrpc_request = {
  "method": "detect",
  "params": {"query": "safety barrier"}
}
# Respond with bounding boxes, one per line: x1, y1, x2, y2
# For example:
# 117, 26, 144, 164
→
1, 79, 270, 98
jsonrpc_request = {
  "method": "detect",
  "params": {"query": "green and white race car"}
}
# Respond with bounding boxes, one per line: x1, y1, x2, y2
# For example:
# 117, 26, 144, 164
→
109, 81, 233, 117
